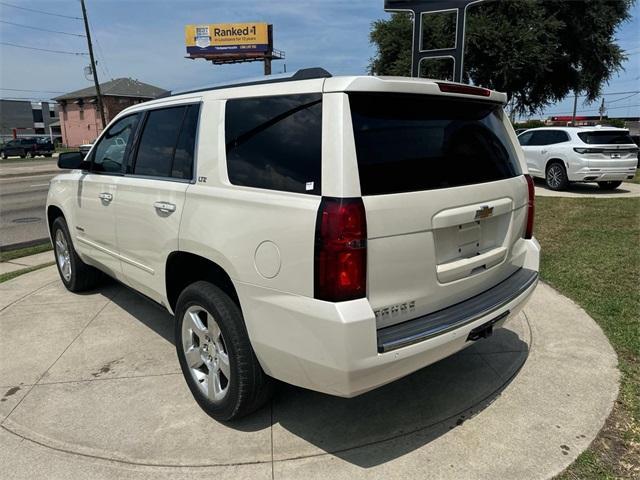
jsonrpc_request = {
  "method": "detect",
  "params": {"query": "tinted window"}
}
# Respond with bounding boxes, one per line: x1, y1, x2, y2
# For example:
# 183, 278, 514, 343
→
172, 104, 199, 179
578, 130, 634, 145
32, 109, 43, 123
349, 93, 521, 195
225, 94, 322, 194
532, 130, 568, 145
133, 106, 185, 178
518, 131, 533, 146
93, 114, 140, 173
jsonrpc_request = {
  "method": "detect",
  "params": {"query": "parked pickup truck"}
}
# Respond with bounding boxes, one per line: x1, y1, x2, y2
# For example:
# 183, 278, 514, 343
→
48, 69, 540, 421
1, 137, 54, 159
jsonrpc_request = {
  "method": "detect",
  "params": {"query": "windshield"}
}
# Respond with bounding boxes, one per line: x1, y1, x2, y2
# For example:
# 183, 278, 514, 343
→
349, 93, 521, 195
578, 130, 634, 145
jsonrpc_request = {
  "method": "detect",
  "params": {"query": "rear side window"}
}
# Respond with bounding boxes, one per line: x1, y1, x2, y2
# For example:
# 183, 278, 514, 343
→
349, 93, 521, 195
225, 93, 322, 195
524, 130, 569, 146
132, 104, 199, 179
578, 130, 634, 145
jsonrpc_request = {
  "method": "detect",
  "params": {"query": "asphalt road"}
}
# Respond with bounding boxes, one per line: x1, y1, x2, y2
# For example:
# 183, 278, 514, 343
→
0, 172, 55, 248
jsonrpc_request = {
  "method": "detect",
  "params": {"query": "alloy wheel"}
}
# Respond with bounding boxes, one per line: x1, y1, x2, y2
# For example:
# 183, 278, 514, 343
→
547, 165, 563, 189
182, 305, 231, 403
55, 229, 72, 281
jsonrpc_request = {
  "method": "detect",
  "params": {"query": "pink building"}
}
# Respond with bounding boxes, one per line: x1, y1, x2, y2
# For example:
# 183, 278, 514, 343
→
54, 78, 167, 147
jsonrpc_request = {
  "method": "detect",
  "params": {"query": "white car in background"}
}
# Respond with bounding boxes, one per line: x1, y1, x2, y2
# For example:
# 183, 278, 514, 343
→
518, 126, 638, 190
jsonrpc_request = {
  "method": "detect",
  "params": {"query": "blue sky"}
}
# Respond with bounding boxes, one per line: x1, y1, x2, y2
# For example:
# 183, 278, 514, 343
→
0, 0, 638, 119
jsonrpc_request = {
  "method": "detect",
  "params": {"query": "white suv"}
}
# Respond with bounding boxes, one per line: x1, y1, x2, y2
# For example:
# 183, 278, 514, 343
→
47, 69, 540, 420
518, 126, 638, 190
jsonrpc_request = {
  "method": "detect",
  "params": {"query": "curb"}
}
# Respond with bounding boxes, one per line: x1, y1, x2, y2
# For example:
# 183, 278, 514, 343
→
0, 238, 51, 253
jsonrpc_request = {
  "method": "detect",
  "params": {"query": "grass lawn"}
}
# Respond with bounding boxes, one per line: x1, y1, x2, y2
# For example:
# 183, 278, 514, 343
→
535, 197, 639, 479
0, 242, 52, 262
0, 262, 55, 284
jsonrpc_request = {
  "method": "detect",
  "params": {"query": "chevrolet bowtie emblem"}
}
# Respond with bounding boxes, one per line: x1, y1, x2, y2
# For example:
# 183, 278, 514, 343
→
474, 205, 494, 220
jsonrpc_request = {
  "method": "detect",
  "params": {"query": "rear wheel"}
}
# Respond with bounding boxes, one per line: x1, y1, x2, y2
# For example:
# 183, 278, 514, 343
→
175, 281, 273, 421
51, 217, 103, 292
44, 153, 52, 157
1, 151, 6, 159
597, 181, 622, 190
545, 162, 569, 191
25, 151, 33, 159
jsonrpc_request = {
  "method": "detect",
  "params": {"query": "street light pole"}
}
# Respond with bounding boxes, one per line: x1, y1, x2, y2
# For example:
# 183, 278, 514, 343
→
80, 0, 106, 131
571, 91, 578, 126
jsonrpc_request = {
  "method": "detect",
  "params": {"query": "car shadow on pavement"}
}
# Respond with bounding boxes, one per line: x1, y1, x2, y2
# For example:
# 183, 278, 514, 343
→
103, 279, 529, 464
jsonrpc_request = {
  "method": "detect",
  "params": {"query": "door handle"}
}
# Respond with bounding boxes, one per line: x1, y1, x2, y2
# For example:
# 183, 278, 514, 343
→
98, 192, 113, 202
153, 201, 176, 213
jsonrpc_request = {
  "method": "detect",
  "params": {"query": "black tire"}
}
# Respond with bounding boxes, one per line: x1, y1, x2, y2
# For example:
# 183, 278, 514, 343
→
175, 281, 274, 421
25, 151, 33, 159
1, 151, 6, 159
545, 161, 569, 191
44, 153, 52, 157
597, 181, 622, 190
51, 216, 103, 292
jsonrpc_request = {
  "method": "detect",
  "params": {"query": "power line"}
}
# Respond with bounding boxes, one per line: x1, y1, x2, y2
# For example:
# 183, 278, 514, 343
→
0, 1, 81, 20
606, 92, 639, 104
0, 41, 87, 56
0, 87, 65, 94
576, 90, 639, 98
0, 19, 85, 37
545, 103, 640, 116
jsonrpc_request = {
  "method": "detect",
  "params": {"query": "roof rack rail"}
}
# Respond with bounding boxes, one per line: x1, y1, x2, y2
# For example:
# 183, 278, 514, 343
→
160, 67, 332, 98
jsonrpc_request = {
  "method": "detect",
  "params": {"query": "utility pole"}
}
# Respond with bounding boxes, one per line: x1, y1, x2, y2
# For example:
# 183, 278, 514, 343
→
599, 98, 606, 122
80, 0, 106, 131
571, 91, 578, 126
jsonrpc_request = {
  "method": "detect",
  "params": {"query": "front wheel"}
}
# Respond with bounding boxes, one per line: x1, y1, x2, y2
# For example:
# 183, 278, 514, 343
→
175, 281, 274, 421
597, 181, 622, 190
545, 162, 569, 191
51, 217, 103, 292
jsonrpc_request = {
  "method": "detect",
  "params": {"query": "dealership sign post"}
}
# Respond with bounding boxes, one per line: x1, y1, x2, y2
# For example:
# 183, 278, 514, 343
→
384, 0, 483, 82
184, 22, 284, 75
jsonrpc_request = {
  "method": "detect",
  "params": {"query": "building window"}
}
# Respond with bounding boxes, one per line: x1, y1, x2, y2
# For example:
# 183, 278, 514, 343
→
32, 109, 43, 123
50, 110, 56, 118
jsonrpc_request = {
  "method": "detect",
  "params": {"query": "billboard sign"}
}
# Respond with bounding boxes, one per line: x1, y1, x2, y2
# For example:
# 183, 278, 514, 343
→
185, 23, 270, 56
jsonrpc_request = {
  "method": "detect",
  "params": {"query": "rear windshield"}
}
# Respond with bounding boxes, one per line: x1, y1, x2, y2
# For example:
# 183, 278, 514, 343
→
577, 130, 634, 145
349, 93, 521, 195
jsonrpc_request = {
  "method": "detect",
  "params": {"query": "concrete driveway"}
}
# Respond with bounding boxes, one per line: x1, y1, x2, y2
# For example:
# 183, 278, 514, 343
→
0, 267, 619, 479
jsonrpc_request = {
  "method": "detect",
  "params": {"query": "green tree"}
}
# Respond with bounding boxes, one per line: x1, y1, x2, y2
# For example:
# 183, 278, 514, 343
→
369, 0, 634, 115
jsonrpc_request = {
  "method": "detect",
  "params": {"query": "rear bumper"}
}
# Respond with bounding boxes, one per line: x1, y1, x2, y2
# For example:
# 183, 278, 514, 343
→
569, 164, 637, 182
237, 238, 540, 397
377, 268, 538, 353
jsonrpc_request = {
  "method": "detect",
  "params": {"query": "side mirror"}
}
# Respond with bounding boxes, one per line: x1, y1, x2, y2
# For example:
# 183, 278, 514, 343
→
58, 151, 90, 170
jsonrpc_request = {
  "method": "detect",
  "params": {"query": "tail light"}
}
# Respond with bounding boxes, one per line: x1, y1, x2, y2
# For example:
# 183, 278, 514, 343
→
574, 147, 603, 154
314, 197, 367, 302
524, 175, 535, 239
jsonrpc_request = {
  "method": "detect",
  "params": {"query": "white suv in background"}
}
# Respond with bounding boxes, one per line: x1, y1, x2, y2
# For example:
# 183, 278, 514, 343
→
518, 126, 638, 190
47, 69, 540, 421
